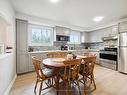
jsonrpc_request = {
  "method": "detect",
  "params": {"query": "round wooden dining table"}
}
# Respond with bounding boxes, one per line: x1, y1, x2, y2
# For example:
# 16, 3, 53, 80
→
43, 58, 66, 67
42, 55, 90, 95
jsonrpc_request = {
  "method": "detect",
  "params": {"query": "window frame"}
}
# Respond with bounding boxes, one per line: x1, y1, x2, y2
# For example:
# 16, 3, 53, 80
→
68, 30, 81, 44
28, 24, 54, 46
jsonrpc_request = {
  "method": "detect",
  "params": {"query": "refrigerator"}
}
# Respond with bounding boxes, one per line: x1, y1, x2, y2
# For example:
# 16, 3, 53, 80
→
118, 32, 127, 73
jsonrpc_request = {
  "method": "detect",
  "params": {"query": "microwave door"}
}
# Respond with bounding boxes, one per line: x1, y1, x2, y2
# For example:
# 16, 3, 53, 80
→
60, 37, 64, 41
119, 32, 127, 47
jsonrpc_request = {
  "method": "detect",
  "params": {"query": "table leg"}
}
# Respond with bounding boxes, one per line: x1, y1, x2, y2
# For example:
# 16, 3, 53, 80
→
55, 68, 60, 95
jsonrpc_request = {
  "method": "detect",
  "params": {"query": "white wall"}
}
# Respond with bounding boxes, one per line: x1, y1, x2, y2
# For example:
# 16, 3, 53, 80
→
0, 0, 16, 95
16, 12, 85, 32
0, 24, 6, 43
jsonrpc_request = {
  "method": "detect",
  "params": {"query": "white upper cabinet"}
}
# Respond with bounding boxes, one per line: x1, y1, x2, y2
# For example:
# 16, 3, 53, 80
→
55, 26, 70, 36
81, 32, 89, 43
110, 25, 118, 36
81, 32, 85, 43
88, 25, 118, 43
119, 21, 127, 33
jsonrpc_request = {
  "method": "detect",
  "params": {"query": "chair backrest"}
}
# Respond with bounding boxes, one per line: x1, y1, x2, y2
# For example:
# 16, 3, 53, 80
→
47, 52, 67, 58
32, 56, 45, 79
63, 59, 81, 81
83, 56, 96, 76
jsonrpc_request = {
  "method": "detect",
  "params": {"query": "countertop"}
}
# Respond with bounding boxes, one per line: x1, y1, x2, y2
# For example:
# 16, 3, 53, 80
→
28, 49, 100, 54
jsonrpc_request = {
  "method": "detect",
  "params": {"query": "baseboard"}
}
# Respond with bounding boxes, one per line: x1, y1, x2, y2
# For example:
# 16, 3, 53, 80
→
4, 74, 17, 95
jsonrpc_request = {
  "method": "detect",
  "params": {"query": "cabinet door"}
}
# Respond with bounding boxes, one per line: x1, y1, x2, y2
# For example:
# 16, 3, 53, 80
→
17, 53, 29, 74
17, 20, 28, 52
16, 19, 28, 74
81, 32, 85, 43
28, 53, 48, 72
96, 52, 100, 64
28, 54, 35, 72
111, 25, 118, 36
119, 21, 127, 33
56, 26, 70, 36
90, 51, 99, 63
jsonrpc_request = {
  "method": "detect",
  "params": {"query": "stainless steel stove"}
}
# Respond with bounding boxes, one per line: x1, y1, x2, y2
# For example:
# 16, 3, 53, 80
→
99, 47, 118, 70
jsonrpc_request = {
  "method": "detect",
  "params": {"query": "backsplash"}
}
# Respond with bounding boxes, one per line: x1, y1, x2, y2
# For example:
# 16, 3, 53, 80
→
89, 42, 104, 49
28, 41, 85, 51
28, 40, 118, 52
87, 40, 118, 49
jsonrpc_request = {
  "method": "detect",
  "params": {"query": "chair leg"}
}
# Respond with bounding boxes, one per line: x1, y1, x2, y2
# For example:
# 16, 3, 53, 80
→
34, 79, 38, 94
51, 78, 53, 85
76, 80, 81, 95
39, 81, 43, 95
83, 76, 87, 95
92, 75, 96, 90
66, 81, 69, 95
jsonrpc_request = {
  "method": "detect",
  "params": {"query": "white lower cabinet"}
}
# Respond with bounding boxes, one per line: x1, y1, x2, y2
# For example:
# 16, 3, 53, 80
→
17, 53, 29, 74
89, 51, 100, 64
28, 53, 47, 72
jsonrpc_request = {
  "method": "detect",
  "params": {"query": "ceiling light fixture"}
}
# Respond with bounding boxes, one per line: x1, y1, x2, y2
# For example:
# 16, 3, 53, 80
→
49, 0, 60, 3
93, 16, 104, 22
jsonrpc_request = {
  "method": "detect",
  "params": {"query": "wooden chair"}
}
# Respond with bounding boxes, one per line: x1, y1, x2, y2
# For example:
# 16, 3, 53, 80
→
47, 52, 67, 58
79, 56, 96, 92
59, 59, 82, 95
32, 56, 56, 95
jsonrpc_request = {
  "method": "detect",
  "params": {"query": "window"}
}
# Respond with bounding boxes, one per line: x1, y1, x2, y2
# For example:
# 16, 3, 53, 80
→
69, 30, 81, 44
28, 24, 53, 46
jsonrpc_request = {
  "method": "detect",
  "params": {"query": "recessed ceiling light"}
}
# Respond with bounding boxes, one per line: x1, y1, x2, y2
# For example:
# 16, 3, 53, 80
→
93, 16, 104, 22
49, 0, 60, 3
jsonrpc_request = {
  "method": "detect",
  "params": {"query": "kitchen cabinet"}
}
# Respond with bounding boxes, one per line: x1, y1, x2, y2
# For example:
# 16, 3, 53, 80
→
90, 51, 100, 63
28, 53, 47, 71
73, 50, 84, 55
28, 50, 99, 72
81, 32, 89, 43
16, 19, 29, 74
110, 25, 118, 36
119, 21, 127, 33
81, 32, 85, 43
89, 50, 100, 64
55, 26, 70, 36
88, 25, 118, 43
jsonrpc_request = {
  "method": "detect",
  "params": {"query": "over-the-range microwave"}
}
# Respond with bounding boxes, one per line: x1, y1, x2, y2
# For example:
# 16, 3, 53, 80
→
56, 35, 70, 41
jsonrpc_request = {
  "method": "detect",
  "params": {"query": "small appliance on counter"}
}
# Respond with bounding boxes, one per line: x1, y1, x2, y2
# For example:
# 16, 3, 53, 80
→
60, 45, 68, 50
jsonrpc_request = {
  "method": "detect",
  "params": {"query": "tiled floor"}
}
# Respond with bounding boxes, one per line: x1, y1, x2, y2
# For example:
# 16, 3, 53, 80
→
10, 65, 127, 95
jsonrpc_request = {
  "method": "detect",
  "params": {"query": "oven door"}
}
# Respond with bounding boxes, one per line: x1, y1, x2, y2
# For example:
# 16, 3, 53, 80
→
99, 53, 117, 70
100, 53, 117, 61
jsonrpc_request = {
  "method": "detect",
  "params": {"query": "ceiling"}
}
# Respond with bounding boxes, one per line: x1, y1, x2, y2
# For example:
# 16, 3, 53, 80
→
11, 0, 127, 31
